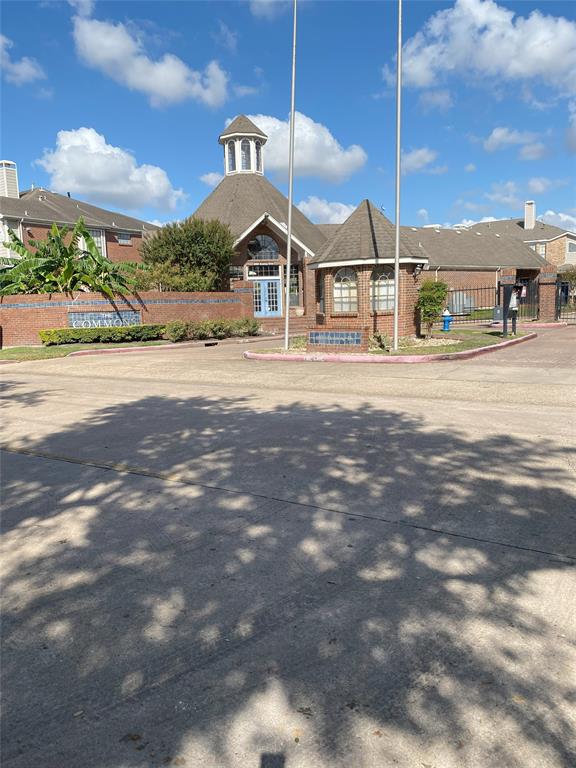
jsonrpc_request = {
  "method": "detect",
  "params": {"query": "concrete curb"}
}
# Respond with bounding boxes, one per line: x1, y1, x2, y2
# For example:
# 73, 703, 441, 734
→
243, 332, 537, 365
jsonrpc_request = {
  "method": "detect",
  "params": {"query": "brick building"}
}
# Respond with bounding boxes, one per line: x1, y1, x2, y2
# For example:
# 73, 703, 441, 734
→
0, 160, 156, 264
192, 116, 326, 334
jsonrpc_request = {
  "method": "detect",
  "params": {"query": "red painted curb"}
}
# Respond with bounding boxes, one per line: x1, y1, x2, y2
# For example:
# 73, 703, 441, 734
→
243, 333, 537, 364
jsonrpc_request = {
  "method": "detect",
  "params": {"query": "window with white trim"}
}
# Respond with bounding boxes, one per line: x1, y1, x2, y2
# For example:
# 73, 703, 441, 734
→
241, 139, 251, 171
255, 141, 262, 172
333, 267, 357, 313
85, 228, 105, 256
117, 232, 132, 246
247, 234, 279, 260
370, 267, 395, 310
227, 141, 236, 172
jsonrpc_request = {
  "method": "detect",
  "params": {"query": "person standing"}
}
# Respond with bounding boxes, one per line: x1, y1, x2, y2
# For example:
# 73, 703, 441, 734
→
508, 284, 521, 335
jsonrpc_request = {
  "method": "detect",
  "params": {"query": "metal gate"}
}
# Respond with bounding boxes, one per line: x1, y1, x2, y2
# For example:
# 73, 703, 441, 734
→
556, 279, 576, 322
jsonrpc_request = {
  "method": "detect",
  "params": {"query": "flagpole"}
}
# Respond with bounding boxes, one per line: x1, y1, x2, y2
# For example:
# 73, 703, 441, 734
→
284, 0, 297, 350
393, 0, 403, 351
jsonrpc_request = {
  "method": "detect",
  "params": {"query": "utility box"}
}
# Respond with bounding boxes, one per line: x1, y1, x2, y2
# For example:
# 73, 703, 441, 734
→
493, 305, 503, 322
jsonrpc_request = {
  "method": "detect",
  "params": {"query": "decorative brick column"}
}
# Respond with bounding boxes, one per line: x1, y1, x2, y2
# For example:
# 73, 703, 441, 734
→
538, 266, 558, 322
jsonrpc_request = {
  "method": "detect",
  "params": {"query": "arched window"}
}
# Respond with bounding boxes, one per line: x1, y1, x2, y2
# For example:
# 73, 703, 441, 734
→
333, 267, 357, 313
370, 267, 395, 310
241, 139, 251, 171
255, 141, 262, 172
227, 141, 236, 173
247, 234, 279, 260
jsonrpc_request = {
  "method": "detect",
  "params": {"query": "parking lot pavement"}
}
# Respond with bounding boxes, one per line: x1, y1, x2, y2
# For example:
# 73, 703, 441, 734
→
1, 326, 575, 767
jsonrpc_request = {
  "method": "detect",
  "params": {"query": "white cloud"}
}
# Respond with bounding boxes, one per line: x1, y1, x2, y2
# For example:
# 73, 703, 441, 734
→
249, 1, 289, 20
483, 127, 538, 152
485, 180, 521, 209
418, 89, 453, 112
68, 0, 94, 17
297, 197, 355, 225
401, 147, 446, 175
527, 177, 552, 195
464, 163, 476, 172
200, 172, 223, 188
386, 0, 576, 96
0, 35, 46, 85
417, 208, 429, 224
214, 21, 238, 53
243, 112, 367, 183
37, 127, 185, 211
234, 84, 259, 97
73, 16, 229, 108
540, 210, 576, 231
519, 142, 547, 160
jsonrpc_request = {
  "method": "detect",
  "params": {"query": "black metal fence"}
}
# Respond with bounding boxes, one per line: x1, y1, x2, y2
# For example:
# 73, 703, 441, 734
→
557, 280, 576, 322
444, 286, 497, 325
437, 280, 540, 326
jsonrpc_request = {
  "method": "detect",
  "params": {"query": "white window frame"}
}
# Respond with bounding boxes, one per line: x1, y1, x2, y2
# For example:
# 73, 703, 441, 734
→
333, 267, 358, 313
116, 232, 132, 246
370, 267, 395, 311
83, 228, 106, 257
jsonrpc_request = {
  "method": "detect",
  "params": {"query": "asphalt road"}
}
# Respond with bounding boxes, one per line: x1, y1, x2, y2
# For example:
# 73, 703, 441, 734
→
2, 327, 575, 768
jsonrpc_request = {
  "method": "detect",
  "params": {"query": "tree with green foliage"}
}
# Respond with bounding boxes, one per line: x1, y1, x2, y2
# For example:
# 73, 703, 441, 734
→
138, 217, 235, 292
416, 279, 449, 338
1, 218, 144, 298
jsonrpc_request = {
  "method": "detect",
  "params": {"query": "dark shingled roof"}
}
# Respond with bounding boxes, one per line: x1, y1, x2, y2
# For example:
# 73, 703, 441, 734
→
309, 200, 425, 265
0, 189, 157, 232
402, 226, 547, 269
219, 115, 267, 141
470, 218, 572, 242
316, 223, 342, 238
192, 173, 326, 254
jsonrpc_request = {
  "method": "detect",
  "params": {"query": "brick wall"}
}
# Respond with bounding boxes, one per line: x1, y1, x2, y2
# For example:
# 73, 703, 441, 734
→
0, 288, 253, 347
308, 265, 419, 339
545, 236, 573, 268
21, 223, 145, 263
538, 264, 558, 322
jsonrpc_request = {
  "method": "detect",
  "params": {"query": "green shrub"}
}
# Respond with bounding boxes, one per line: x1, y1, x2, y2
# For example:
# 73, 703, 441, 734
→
231, 318, 259, 337
163, 320, 189, 343
39, 324, 165, 346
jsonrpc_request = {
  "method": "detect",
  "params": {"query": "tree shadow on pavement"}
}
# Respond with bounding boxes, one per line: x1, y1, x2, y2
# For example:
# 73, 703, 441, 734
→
2, 392, 576, 767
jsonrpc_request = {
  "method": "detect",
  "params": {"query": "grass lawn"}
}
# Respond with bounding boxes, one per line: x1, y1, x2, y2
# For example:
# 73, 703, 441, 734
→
0, 340, 170, 362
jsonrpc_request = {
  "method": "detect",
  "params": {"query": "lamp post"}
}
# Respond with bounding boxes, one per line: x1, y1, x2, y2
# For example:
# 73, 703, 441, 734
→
284, 0, 298, 350
392, 0, 403, 351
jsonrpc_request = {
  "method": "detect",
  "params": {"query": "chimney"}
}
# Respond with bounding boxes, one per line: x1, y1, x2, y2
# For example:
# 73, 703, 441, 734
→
0, 160, 19, 199
524, 200, 535, 230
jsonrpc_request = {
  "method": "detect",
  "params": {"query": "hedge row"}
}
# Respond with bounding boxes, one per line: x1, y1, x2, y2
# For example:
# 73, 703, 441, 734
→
163, 318, 259, 342
39, 318, 260, 346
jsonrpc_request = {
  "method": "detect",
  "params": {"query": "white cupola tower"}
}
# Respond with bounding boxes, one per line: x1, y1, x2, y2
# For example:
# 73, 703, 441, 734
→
218, 115, 267, 177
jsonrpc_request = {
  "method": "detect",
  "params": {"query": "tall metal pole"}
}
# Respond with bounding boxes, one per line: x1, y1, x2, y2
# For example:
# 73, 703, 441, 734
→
392, 0, 403, 351
284, 0, 297, 350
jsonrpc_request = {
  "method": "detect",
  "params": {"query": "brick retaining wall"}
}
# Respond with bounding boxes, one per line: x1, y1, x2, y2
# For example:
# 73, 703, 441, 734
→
0, 285, 253, 347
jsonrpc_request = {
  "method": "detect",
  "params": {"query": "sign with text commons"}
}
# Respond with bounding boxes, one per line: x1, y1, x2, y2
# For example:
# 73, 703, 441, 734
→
67, 311, 141, 328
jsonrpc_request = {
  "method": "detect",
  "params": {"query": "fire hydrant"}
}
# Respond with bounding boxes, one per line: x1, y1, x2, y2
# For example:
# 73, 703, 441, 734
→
442, 308, 453, 332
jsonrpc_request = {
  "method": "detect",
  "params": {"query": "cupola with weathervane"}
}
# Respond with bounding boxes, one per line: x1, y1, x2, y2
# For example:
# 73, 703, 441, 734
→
218, 115, 267, 177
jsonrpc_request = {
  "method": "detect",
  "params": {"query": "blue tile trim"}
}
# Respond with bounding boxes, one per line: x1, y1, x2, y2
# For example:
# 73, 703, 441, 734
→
0, 297, 243, 310
309, 330, 362, 346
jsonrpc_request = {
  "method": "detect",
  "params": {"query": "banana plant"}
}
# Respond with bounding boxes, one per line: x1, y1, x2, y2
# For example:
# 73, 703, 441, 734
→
1, 218, 147, 296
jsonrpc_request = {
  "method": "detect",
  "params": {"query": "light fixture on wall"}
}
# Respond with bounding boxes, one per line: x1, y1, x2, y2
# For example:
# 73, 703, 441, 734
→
413, 263, 425, 278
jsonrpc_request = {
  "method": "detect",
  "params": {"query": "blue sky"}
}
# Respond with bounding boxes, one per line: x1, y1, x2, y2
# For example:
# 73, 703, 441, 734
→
1, 0, 575, 229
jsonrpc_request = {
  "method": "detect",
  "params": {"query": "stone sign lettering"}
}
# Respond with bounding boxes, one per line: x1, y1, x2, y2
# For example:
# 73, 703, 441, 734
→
68, 311, 141, 328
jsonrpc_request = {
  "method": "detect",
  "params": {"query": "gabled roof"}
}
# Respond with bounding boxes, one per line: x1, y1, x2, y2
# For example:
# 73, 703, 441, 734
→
219, 115, 267, 142
0, 189, 157, 232
402, 226, 547, 270
309, 200, 425, 265
192, 173, 326, 254
470, 218, 573, 243
316, 223, 342, 238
